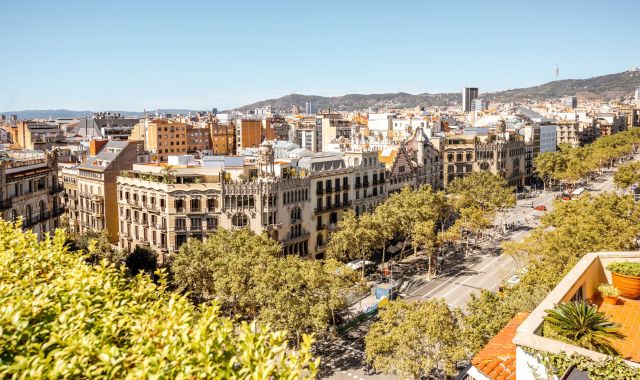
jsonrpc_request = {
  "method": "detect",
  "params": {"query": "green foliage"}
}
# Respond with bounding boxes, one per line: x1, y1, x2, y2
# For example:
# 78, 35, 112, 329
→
597, 283, 620, 297
365, 299, 466, 378
0, 220, 317, 378
607, 261, 640, 277
125, 244, 158, 276
462, 290, 518, 354
170, 228, 361, 342
161, 165, 177, 184
543, 301, 624, 355
613, 161, 640, 189
447, 172, 515, 213
528, 349, 640, 380
326, 210, 377, 271
67, 229, 126, 266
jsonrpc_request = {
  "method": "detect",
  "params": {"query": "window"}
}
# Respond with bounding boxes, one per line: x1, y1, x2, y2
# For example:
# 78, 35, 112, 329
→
190, 198, 200, 211
232, 213, 248, 228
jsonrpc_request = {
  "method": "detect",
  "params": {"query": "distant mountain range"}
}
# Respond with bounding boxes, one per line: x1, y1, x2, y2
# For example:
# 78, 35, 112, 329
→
0, 109, 205, 120
3, 70, 640, 119
238, 70, 640, 111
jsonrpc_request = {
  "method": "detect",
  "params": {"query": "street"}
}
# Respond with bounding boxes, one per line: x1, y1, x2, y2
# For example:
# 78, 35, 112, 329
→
320, 160, 628, 380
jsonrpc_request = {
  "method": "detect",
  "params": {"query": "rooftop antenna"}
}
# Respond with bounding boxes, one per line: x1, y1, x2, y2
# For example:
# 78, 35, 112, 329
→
555, 62, 559, 81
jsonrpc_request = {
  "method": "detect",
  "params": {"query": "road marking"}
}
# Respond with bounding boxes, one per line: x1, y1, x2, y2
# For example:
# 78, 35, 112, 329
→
438, 255, 503, 299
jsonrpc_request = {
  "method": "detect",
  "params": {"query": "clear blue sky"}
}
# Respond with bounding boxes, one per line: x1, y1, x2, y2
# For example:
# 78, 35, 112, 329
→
1, 0, 639, 111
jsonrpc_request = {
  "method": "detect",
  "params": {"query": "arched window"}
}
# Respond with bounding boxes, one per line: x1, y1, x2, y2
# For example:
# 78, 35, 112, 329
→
39, 200, 47, 220
25, 205, 32, 224
232, 213, 248, 228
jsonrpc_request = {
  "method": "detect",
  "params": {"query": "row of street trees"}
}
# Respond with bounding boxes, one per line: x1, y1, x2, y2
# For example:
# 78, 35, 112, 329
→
168, 228, 363, 346
535, 128, 640, 189
326, 172, 515, 278
364, 192, 640, 378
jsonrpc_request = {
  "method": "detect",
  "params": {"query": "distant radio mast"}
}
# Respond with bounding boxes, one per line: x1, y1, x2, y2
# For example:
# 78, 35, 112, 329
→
555, 62, 559, 81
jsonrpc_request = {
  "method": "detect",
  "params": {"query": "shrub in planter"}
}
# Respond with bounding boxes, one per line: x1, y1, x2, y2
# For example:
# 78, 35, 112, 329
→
607, 262, 640, 299
597, 283, 619, 305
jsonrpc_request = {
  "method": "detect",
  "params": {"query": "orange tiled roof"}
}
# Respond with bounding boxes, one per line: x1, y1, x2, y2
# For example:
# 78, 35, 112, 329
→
471, 312, 530, 380
593, 294, 640, 362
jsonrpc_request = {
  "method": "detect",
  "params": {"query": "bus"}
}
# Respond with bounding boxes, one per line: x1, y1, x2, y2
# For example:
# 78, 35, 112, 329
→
571, 187, 586, 198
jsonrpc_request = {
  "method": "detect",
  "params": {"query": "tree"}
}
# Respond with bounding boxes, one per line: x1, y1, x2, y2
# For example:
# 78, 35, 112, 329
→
170, 228, 361, 343
543, 301, 624, 355
412, 220, 438, 276
447, 172, 515, 214
326, 210, 377, 277
365, 299, 466, 378
462, 290, 517, 354
613, 161, 640, 191
535, 151, 567, 189
67, 229, 126, 266
125, 244, 158, 276
0, 220, 317, 378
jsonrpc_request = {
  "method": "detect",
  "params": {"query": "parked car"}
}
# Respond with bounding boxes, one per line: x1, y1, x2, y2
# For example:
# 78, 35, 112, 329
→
534, 205, 547, 211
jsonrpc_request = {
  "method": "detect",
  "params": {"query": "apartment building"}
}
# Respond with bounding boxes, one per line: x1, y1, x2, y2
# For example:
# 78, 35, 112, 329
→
235, 118, 263, 150
130, 119, 188, 162
208, 122, 235, 155
75, 113, 139, 140
0, 150, 64, 239
16, 121, 65, 151
74, 140, 146, 243
594, 113, 627, 136
186, 124, 211, 154
60, 164, 79, 233
317, 113, 353, 153
556, 120, 599, 147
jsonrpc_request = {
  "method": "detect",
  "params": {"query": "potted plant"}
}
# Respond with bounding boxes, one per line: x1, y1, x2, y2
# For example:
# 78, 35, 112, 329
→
607, 262, 640, 299
597, 283, 619, 305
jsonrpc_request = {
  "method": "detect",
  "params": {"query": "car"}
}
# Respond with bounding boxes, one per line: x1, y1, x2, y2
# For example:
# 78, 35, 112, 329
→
534, 205, 547, 211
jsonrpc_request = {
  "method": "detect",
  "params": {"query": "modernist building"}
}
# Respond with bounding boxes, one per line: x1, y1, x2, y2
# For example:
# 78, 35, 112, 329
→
0, 150, 64, 239
442, 122, 530, 188
116, 143, 387, 260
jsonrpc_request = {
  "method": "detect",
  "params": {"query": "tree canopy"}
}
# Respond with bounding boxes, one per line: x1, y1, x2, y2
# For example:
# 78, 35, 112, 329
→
170, 228, 362, 342
0, 220, 316, 378
365, 299, 466, 378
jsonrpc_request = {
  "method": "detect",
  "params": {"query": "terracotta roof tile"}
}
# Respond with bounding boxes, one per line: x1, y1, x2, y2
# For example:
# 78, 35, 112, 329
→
471, 312, 529, 380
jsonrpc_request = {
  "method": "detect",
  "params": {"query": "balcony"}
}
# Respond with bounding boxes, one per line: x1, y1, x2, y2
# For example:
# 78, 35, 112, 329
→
205, 224, 217, 231
155, 223, 167, 230
316, 188, 324, 195
190, 225, 202, 231
355, 183, 362, 189
327, 223, 339, 231
316, 224, 326, 231
189, 208, 205, 214
49, 186, 64, 195
174, 225, 187, 232
285, 231, 311, 242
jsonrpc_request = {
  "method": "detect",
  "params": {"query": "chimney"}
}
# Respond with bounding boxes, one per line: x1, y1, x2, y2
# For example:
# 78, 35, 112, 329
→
89, 139, 108, 156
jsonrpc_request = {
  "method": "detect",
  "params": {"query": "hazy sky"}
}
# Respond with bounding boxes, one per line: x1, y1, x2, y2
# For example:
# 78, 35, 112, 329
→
2, 0, 639, 111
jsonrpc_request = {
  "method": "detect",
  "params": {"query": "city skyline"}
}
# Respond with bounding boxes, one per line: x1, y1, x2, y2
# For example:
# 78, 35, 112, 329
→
2, 0, 640, 111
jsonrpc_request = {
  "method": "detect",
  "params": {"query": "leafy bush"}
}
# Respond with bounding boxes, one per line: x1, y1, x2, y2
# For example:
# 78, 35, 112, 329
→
0, 220, 316, 378
607, 261, 640, 277
543, 301, 624, 355
597, 283, 619, 297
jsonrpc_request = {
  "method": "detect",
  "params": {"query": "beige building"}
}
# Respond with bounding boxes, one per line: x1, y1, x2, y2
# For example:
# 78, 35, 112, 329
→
116, 144, 387, 260
0, 150, 64, 239
60, 164, 79, 233
556, 120, 599, 147
16, 121, 65, 151
74, 140, 146, 243
442, 132, 529, 189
